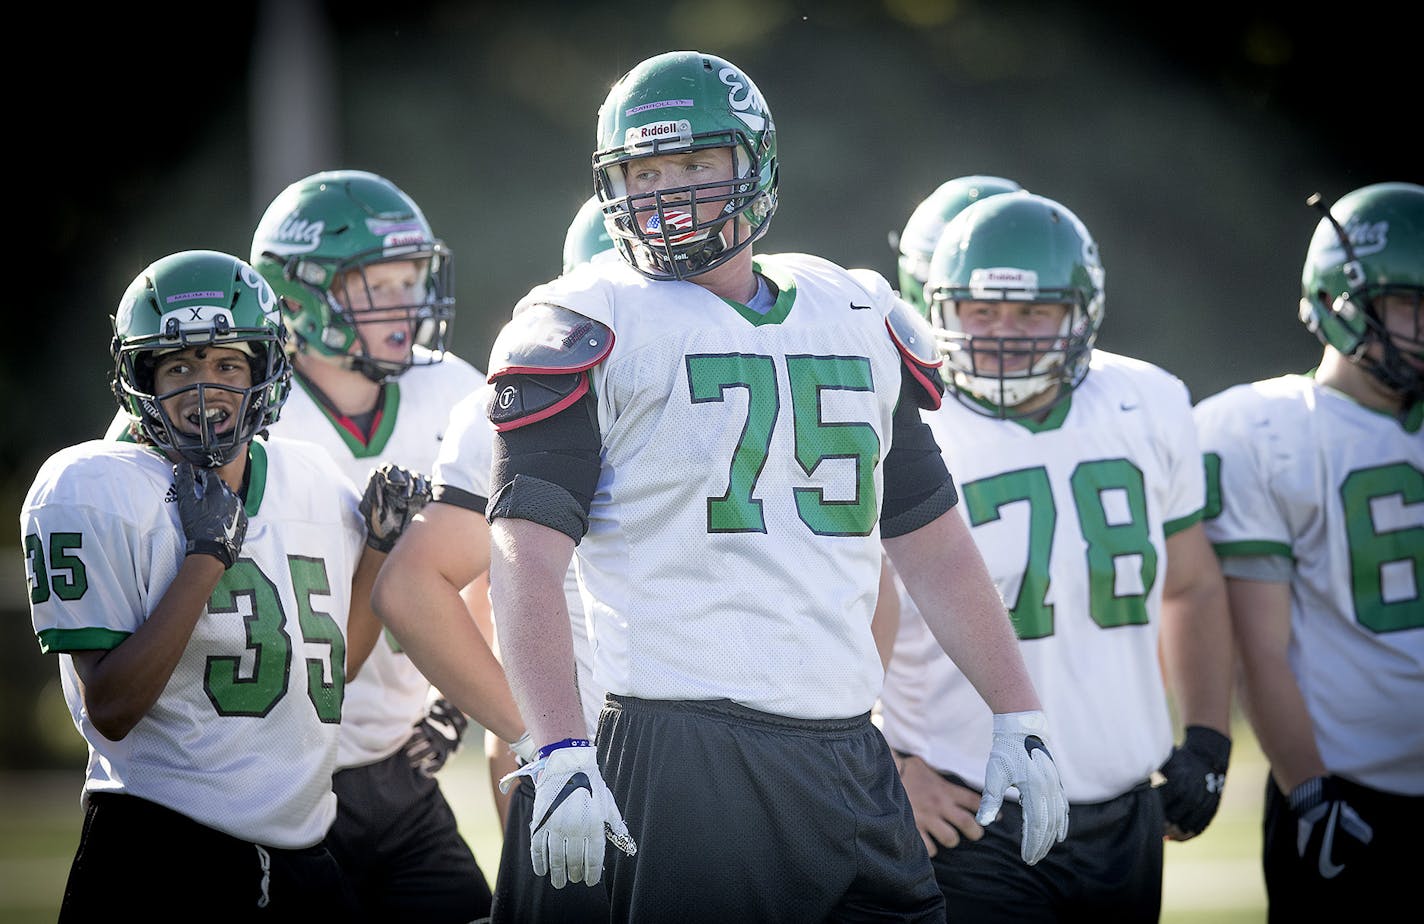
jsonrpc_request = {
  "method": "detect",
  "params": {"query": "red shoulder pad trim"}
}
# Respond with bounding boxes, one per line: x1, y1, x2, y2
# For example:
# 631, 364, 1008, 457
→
488, 303, 614, 379
489, 374, 591, 433
885, 302, 943, 411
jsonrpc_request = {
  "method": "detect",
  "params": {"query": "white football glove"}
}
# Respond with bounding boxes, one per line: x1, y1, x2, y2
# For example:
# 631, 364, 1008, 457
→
499, 744, 635, 888
977, 710, 1070, 865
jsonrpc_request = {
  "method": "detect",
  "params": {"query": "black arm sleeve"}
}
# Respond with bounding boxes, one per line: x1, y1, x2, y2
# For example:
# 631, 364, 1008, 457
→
881, 372, 958, 539
486, 386, 602, 542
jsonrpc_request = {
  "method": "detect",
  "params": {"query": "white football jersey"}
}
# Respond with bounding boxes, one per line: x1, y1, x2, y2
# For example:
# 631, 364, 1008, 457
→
22, 438, 365, 847
269, 350, 487, 769
503, 254, 915, 720
434, 385, 602, 737
1195, 375, 1424, 795
879, 352, 1205, 802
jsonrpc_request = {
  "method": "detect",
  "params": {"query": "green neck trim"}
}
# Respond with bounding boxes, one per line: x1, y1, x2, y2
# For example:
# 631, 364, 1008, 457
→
244, 441, 268, 516
294, 373, 401, 457
718, 258, 796, 326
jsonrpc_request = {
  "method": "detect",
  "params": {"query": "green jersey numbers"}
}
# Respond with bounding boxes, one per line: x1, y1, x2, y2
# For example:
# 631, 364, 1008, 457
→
25, 531, 88, 604
1340, 462, 1424, 633
686, 352, 880, 536
962, 458, 1156, 640
205, 556, 346, 722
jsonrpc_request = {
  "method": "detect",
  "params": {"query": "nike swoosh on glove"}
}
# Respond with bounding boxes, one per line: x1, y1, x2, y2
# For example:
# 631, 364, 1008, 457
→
977, 710, 1070, 865
1158, 725, 1232, 839
500, 744, 635, 888
1290, 775, 1374, 881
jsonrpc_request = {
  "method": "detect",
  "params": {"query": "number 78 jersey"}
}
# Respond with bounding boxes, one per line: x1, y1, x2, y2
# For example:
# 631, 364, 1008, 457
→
506, 254, 914, 721
879, 351, 1205, 803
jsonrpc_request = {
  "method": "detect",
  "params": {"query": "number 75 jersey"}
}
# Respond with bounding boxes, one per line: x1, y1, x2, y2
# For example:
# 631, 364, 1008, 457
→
20, 437, 366, 848
499, 254, 920, 721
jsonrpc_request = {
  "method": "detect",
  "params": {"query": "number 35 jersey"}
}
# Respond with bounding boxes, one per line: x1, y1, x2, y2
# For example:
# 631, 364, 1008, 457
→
1194, 375, 1424, 795
879, 352, 1205, 803
21, 438, 365, 848
508, 254, 918, 720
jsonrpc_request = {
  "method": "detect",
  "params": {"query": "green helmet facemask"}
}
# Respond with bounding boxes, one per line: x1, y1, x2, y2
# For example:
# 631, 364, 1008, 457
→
1300, 181, 1424, 403
111, 250, 292, 467
251, 169, 454, 383
593, 51, 778, 281
926, 193, 1105, 419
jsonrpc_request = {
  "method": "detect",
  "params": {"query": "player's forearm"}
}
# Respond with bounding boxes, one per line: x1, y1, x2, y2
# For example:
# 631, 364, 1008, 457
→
1160, 586, 1233, 735
346, 546, 386, 680
74, 554, 224, 740
1226, 577, 1324, 791
884, 510, 1040, 714
489, 518, 586, 747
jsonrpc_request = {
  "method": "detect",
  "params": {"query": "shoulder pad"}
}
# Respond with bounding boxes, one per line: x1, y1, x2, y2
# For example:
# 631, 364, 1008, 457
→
886, 298, 944, 411
487, 303, 614, 380
886, 298, 939, 368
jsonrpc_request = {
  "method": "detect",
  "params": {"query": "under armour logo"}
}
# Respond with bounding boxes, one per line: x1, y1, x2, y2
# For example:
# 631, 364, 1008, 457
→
1205, 771, 1225, 794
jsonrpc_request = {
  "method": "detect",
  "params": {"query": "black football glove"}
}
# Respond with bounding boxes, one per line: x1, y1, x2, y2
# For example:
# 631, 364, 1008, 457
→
1290, 775, 1374, 880
1158, 725, 1232, 839
359, 463, 432, 553
404, 697, 469, 777
173, 463, 247, 569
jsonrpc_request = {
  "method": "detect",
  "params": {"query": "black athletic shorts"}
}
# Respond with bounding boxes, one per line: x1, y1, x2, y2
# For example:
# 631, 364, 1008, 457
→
597, 695, 945, 923
328, 748, 492, 923
60, 791, 358, 923
924, 770, 1162, 923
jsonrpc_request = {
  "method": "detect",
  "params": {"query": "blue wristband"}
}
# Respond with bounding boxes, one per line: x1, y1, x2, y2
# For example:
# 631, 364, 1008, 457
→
537, 737, 592, 760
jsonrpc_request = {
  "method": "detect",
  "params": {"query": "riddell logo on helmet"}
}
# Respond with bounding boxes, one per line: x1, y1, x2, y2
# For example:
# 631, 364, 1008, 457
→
626, 120, 692, 149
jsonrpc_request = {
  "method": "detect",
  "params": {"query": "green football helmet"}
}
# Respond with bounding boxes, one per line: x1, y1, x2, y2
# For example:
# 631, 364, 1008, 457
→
593, 50, 778, 280
1300, 181, 1424, 402
894, 176, 1023, 315
926, 192, 1105, 418
111, 250, 291, 467
250, 169, 454, 382
563, 194, 616, 274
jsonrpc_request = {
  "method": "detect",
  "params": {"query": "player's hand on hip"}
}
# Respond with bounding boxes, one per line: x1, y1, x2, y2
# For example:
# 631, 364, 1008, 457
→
173, 462, 247, 569
404, 697, 469, 777
500, 741, 635, 888
977, 710, 1069, 865
1290, 775, 1373, 881
897, 753, 984, 856
1158, 724, 1231, 840
359, 462, 432, 552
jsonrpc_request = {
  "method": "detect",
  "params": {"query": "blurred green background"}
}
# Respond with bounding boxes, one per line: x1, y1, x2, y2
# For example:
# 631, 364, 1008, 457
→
3, 0, 1417, 918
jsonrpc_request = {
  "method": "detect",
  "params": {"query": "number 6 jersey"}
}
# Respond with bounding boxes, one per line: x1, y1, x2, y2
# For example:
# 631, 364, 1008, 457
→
1194, 374, 1424, 795
21, 437, 366, 847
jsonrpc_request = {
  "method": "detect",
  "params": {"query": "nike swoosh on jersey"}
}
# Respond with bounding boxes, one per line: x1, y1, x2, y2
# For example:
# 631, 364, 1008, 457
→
533, 772, 594, 835
1318, 803, 1345, 879
850, 303, 872, 310
1120, 402, 1138, 411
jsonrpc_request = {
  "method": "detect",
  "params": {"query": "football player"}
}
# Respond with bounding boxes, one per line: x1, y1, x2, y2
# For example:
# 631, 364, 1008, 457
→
249, 169, 500, 921
890, 175, 1023, 313
379, 50, 1069, 921
23, 250, 393, 919
877, 191, 1235, 922
1194, 181, 1423, 922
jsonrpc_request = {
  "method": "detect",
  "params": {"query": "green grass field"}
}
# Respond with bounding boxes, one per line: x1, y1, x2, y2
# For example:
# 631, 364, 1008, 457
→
0, 719, 1268, 922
